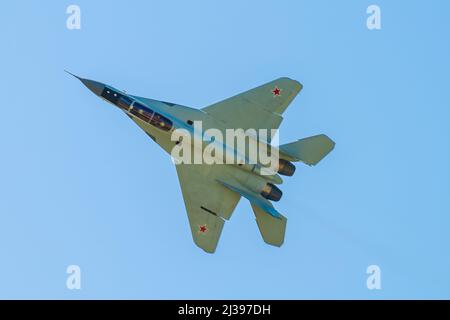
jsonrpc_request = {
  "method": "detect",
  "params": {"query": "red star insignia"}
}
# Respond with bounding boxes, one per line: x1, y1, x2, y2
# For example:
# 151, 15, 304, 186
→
272, 87, 281, 97
199, 225, 207, 233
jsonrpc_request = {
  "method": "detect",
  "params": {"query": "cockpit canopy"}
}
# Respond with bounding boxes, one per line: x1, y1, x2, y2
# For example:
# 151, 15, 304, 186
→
101, 87, 123, 105
101, 87, 173, 132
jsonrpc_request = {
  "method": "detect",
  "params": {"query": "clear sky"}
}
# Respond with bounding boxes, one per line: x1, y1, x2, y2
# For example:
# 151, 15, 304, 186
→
0, 1, 449, 299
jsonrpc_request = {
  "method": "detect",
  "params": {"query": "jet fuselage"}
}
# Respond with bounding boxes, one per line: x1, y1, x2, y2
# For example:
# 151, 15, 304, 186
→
73, 74, 285, 204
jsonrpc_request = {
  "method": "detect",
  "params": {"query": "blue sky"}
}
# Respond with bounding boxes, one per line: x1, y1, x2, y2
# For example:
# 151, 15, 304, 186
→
0, 1, 449, 299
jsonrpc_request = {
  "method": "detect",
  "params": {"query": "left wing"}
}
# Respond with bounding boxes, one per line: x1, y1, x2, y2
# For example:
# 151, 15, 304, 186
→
202, 77, 302, 142
175, 164, 241, 253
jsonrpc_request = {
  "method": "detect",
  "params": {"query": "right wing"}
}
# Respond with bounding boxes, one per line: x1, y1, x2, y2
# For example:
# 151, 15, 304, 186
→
175, 164, 241, 253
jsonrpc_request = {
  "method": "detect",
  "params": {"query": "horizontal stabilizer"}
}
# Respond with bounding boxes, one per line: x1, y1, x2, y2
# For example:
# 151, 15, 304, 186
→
216, 179, 287, 247
216, 179, 282, 219
279, 134, 335, 166
251, 204, 287, 247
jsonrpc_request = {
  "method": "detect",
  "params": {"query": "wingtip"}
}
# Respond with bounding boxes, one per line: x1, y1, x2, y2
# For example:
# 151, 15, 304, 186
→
279, 77, 303, 92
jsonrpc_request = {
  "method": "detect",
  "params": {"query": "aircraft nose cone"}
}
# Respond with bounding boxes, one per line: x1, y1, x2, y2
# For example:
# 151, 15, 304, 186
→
79, 78, 105, 96
66, 71, 105, 96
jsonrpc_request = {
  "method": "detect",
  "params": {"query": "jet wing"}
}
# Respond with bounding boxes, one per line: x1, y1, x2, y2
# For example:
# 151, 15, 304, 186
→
202, 77, 302, 142
175, 164, 241, 253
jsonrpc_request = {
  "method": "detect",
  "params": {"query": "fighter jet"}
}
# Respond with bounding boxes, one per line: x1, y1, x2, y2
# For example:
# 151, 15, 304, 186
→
69, 72, 335, 253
